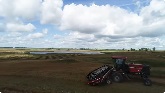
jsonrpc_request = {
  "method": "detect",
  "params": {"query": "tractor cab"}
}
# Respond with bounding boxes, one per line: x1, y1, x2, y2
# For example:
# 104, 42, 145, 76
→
111, 56, 150, 77
111, 56, 129, 73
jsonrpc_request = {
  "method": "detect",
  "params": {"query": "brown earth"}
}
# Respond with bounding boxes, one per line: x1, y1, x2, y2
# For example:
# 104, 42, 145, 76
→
0, 52, 165, 93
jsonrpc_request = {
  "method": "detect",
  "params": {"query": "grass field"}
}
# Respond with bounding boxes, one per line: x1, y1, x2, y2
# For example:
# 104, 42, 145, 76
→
0, 48, 165, 93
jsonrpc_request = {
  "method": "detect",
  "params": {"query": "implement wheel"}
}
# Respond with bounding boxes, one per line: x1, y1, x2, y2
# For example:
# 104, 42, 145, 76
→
106, 78, 112, 84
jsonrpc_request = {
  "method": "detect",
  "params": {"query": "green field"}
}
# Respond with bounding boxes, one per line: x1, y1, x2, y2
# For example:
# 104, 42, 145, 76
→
0, 48, 165, 93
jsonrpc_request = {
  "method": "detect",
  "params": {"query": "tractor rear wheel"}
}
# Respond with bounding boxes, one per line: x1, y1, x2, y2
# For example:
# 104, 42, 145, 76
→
144, 78, 152, 86
112, 73, 123, 83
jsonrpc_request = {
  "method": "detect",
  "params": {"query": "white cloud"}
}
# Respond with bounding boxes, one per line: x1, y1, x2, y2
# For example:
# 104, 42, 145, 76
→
42, 28, 48, 34
40, 0, 63, 25
54, 34, 63, 39
6, 23, 36, 32
52, 32, 165, 49
27, 28, 48, 39
0, 0, 39, 32
0, 23, 5, 31
138, 0, 165, 37
60, 4, 142, 38
0, 0, 165, 49
140, 0, 165, 24
13, 0, 41, 19
60, 0, 165, 39
27, 33, 44, 39
0, 0, 41, 19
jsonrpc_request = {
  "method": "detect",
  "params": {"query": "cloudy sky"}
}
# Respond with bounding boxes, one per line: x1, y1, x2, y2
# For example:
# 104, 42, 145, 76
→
0, 0, 165, 49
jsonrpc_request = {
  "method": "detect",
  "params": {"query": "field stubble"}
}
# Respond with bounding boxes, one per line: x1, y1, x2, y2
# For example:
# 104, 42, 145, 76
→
0, 50, 165, 93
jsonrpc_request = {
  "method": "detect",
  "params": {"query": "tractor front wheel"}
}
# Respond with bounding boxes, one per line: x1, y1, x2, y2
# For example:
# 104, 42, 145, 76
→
112, 73, 123, 83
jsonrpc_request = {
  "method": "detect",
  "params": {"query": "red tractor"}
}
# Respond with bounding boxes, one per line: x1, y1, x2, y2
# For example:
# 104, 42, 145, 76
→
86, 56, 152, 86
